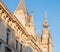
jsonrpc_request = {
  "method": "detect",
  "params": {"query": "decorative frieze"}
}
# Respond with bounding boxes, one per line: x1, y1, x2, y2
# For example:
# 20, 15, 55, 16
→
0, 4, 42, 52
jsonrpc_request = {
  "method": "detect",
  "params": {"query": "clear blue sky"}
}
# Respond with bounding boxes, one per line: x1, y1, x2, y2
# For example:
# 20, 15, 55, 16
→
2, 0, 60, 52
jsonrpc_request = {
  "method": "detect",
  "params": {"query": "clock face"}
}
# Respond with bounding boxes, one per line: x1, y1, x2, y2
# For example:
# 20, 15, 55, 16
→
43, 34, 47, 38
43, 48, 47, 52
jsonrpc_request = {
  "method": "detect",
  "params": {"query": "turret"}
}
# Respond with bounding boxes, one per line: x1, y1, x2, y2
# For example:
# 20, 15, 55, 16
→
42, 12, 49, 42
14, 0, 35, 35
26, 11, 35, 35
41, 12, 53, 52
14, 0, 28, 27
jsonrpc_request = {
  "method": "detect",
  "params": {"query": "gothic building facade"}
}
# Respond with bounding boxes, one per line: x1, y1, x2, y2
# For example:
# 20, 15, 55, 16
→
0, 0, 53, 52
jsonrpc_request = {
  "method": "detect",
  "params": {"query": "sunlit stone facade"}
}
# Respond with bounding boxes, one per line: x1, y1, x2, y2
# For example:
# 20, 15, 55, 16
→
0, 0, 53, 52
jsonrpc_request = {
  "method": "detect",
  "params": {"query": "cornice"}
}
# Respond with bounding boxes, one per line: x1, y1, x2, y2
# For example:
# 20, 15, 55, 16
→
0, 1, 42, 52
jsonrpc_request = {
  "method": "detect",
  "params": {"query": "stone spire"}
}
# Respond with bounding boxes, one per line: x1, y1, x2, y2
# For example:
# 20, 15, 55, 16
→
14, 0, 28, 27
43, 12, 49, 28
41, 12, 53, 52
16, 0, 28, 13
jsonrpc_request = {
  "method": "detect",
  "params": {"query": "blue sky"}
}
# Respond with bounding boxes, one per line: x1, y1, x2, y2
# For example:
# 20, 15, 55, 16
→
2, 0, 60, 52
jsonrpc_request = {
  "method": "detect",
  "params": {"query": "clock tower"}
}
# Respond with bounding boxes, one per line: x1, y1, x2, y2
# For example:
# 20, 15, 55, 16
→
41, 13, 53, 52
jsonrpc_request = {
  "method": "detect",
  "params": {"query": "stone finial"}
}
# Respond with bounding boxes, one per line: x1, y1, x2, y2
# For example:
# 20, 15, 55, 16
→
43, 12, 49, 28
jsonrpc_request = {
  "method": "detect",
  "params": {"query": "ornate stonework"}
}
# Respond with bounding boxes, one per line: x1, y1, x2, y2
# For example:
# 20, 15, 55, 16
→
0, 0, 53, 52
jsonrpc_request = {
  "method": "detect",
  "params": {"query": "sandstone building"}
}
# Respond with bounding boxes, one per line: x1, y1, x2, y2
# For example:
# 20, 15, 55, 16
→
0, 0, 53, 52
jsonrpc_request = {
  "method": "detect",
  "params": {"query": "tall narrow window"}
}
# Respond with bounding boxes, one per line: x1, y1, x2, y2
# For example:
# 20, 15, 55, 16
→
6, 28, 10, 44
6, 32, 9, 44
16, 40, 18, 50
20, 44, 22, 52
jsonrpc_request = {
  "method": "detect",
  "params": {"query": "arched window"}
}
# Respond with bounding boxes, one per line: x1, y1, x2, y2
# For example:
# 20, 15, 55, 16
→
26, 46, 33, 52
6, 28, 10, 44
20, 44, 22, 52
16, 40, 18, 50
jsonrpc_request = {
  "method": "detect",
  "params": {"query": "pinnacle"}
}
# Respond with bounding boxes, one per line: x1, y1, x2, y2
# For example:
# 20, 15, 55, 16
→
16, 0, 27, 13
44, 11, 48, 22
43, 12, 49, 28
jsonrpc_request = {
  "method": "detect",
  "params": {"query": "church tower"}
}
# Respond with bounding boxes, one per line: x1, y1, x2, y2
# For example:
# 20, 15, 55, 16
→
14, 0, 35, 35
41, 12, 53, 52
14, 0, 28, 27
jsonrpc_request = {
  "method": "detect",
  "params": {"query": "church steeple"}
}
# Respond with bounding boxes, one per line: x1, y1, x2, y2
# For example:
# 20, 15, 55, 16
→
41, 12, 53, 52
16, 0, 28, 13
14, 0, 35, 35
14, 0, 28, 27
42, 12, 49, 41
43, 12, 49, 28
